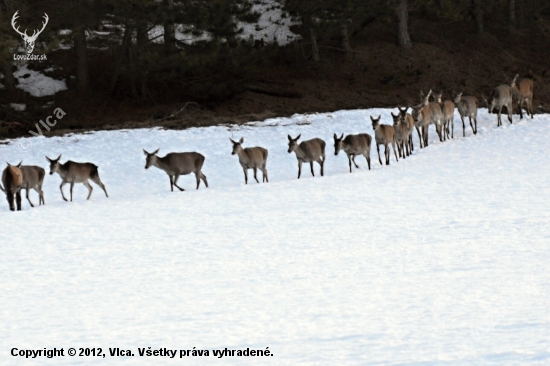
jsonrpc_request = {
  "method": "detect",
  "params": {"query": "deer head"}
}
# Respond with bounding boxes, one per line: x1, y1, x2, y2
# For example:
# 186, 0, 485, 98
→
12, 11, 49, 54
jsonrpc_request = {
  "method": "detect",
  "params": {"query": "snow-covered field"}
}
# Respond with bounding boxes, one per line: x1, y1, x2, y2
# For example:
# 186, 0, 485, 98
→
1, 109, 549, 365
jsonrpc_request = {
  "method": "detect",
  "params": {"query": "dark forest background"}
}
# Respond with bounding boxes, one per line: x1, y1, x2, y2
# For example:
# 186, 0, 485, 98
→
1, 0, 549, 137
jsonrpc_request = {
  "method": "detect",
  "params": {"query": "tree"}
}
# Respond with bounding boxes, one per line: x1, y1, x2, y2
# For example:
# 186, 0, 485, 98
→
396, 0, 412, 48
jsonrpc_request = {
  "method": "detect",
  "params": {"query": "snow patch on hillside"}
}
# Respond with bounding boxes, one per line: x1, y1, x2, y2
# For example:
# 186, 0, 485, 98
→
14, 64, 67, 97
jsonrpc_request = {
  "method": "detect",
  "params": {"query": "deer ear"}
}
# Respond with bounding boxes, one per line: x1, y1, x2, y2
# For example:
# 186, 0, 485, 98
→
45, 156, 51, 162
287, 135, 292, 141
296, 134, 301, 140
17, 161, 22, 168
57, 154, 62, 161
239, 137, 244, 144
391, 112, 396, 118
143, 149, 149, 156
153, 149, 159, 155
340, 133, 344, 139
333, 133, 337, 139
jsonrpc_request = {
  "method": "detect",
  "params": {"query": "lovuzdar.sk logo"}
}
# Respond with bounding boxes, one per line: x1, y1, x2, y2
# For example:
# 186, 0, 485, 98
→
11, 10, 48, 61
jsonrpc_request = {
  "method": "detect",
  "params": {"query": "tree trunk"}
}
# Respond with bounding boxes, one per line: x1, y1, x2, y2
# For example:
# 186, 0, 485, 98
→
310, 27, 320, 62
75, 28, 89, 93
109, 23, 132, 95
341, 23, 352, 55
473, 0, 484, 35
508, 0, 516, 33
396, 0, 412, 49
163, 0, 175, 54
3, 62, 15, 94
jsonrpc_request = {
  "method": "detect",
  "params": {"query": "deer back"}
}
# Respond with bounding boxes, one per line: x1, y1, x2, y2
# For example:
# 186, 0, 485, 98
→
442, 100, 455, 119
60, 161, 98, 182
241, 147, 268, 167
517, 79, 534, 98
160, 152, 205, 175
299, 138, 325, 161
343, 134, 371, 154
374, 124, 395, 144
491, 85, 513, 108
20, 165, 45, 189
2, 165, 23, 192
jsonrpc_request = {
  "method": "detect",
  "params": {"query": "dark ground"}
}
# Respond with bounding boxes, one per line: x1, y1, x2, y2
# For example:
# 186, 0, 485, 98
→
1, 13, 549, 140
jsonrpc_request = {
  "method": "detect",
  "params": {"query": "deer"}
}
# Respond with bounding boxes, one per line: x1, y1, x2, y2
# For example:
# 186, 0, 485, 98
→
426, 89, 445, 142
229, 138, 268, 184
484, 76, 516, 127
511, 74, 534, 119
2, 162, 23, 211
11, 11, 49, 54
370, 115, 398, 165
46, 155, 109, 201
333, 133, 372, 172
454, 92, 478, 136
432, 92, 455, 140
397, 106, 415, 153
287, 134, 326, 178
143, 149, 208, 191
411, 94, 432, 148
391, 111, 410, 158
20, 165, 45, 207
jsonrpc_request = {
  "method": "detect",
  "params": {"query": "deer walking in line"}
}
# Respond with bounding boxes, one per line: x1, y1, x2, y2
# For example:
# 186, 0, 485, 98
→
46, 155, 108, 201
485, 76, 516, 127
397, 106, 415, 153
433, 92, 455, 140
19, 165, 45, 207
370, 115, 398, 165
411, 100, 431, 149
144, 149, 208, 191
2, 162, 23, 211
511, 74, 534, 119
333, 133, 372, 172
230, 138, 268, 184
391, 111, 410, 158
287, 134, 326, 178
454, 92, 478, 136
425, 90, 445, 142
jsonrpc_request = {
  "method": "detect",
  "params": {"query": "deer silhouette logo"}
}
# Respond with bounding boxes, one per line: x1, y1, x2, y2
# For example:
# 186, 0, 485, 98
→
11, 11, 49, 54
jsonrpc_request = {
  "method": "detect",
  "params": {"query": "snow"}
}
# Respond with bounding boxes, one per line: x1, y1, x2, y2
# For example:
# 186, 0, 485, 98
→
9, 103, 26, 111
14, 64, 67, 97
237, 0, 300, 45
1, 109, 549, 365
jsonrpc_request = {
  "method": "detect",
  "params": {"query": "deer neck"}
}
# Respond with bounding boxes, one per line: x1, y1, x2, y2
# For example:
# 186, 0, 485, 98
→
153, 156, 171, 172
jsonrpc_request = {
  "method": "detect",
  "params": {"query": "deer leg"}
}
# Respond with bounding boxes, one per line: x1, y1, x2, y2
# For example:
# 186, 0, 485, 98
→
423, 126, 429, 147
364, 153, 371, 170
171, 175, 184, 191
508, 103, 513, 124
309, 162, 315, 177
461, 116, 466, 137
392, 141, 398, 163
60, 182, 68, 201
69, 182, 75, 202
529, 98, 534, 118
194, 172, 201, 189
16, 191, 21, 211
6, 191, 14, 211
262, 166, 268, 183
25, 188, 34, 207
83, 181, 93, 200
518, 100, 524, 120
90, 176, 109, 197
376, 143, 383, 165
297, 161, 302, 179
320, 158, 324, 176
253, 167, 259, 183
347, 154, 353, 173
352, 155, 359, 169
242, 168, 248, 184
200, 172, 209, 188
38, 186, 45, 205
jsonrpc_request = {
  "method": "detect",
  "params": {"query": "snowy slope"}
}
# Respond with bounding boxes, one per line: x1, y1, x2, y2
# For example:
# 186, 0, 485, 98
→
0, 109, 549, 365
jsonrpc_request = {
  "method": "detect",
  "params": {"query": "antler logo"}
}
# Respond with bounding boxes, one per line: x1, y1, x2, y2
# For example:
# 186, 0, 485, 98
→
11, 11, 49, 54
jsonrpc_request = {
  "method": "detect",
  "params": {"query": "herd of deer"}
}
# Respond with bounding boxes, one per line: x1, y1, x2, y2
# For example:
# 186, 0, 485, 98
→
1, 74, 535, 211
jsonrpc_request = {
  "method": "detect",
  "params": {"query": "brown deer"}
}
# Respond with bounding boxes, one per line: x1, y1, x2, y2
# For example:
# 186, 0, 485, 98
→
144, 149, 208, 191
454, 92, 478, 136
370, 115, 398, 165
511, 74, 534, 119
333, 133, 372, 172
397, 106, 415, 153
230, 138, 268, 184
47, 155, 109, 201
433, 92, 455, 140
20, 165, 45, 207
426, 89, 444, 142
485, 76, 515, 127
391, 111, 410, 158
411, 95, 432, 148
287, 134, 326, 178
1, 162, 23, 211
